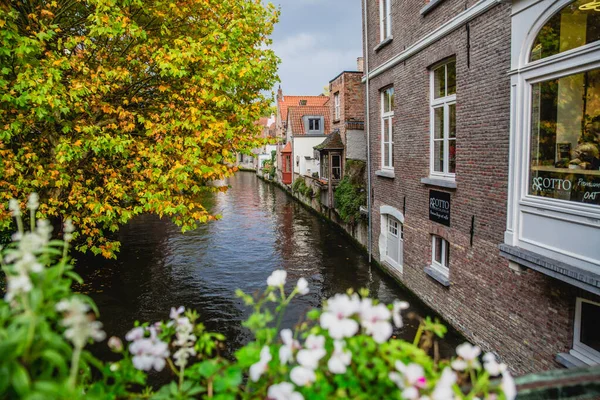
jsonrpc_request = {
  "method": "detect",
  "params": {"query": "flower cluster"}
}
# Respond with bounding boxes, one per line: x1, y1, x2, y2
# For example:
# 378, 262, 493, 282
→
170, 306, 198, 368
56, 297, 106, 348
125, 326, 170, 372
320, 293, 407, 343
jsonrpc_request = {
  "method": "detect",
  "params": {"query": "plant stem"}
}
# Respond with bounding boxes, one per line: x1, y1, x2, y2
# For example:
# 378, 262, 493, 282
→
413, 321, 424, 347
69, 344, 83, 389
178, 363, 184, 391
30, 209, 35, 232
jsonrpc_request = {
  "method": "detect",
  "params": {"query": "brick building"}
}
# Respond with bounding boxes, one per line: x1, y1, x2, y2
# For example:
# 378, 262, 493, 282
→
362, 0, 599, 374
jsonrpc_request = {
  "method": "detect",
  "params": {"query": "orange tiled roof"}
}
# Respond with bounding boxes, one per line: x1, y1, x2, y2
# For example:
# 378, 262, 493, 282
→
287, 106, 330, 135
278, 95, 328, 122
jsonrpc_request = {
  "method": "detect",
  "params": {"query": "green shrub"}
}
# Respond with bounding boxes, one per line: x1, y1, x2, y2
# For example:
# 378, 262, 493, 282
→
334, 176, 366, 224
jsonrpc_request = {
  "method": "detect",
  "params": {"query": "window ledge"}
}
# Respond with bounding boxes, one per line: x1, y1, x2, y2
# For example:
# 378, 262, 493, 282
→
424, 266, 450, 287
420, 0, 445, 15
421, 177, 457, 189
375, 169, 395, 179
556, 353, 589, 369
499, 244, 600, 296
374, 36, 393, 52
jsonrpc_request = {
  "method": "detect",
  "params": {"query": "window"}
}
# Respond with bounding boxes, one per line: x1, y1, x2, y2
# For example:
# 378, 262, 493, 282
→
309, 118, 320, 132
381, 87, 394, 169
334, 92, 340, 120
431, 235, 449, 276
332, 154, 342, 180
379, 0, 392, 41
572, 298, 600, 365
385, 215, 403, 268
529, 68, 600, 206
430, 60, 456, 177
530, 0, 600, 62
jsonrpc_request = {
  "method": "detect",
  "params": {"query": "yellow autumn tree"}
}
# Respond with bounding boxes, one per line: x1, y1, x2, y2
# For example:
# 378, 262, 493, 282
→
0, 0, 279, 257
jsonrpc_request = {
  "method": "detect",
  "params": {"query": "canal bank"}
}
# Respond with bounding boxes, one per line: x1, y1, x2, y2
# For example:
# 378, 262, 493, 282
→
76, 171, 463, 361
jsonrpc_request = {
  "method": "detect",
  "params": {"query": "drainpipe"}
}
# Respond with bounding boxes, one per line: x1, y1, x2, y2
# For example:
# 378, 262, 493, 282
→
362, 0, 372, 263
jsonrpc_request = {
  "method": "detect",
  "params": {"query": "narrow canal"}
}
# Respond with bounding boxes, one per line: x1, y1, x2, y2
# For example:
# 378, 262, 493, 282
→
78, 171, 462, 358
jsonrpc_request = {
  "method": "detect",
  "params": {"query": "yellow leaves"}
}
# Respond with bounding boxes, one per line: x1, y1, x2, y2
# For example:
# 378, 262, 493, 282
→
0, 20, 5, 28
158, 85, 169, 92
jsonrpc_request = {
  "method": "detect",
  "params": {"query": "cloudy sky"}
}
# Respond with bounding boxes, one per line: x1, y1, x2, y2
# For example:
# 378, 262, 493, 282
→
270, 0, 363, 96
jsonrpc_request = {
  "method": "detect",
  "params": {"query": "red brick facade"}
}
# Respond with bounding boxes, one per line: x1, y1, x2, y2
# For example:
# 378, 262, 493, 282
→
362, 0, 600, 375
329, 71, 365, 143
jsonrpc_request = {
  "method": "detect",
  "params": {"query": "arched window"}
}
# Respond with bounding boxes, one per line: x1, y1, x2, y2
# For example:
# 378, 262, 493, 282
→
530, 0, 600, 62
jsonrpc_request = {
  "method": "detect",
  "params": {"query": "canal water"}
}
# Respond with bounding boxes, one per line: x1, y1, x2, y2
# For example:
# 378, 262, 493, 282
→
77, 171, 463, 359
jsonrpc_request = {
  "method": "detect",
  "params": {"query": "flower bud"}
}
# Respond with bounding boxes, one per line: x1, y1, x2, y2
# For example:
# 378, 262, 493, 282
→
108, 336, 123, 352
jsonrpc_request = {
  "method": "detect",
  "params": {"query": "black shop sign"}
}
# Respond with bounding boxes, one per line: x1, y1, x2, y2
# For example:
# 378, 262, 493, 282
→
429, 190, 450, 227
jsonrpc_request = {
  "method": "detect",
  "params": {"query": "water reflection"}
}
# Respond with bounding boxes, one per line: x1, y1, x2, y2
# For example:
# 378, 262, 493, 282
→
78, 172, 462, 359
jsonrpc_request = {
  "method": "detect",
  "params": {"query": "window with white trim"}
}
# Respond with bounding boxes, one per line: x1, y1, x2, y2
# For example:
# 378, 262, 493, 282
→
385, 215, 403, 268
431, 235, 449, 277
430, 60, 456, 178
381, 87, 394, 169
571, 298, 600, 365
334, 92, 340, 120
379, 0, 392, 42
309, 118, 320, 132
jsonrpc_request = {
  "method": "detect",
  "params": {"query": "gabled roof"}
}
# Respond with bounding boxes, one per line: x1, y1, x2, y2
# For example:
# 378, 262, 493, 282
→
314, 130, 344, 151
278, 95, 328, 122
287, 106, 330, 135
281, 142, 292, 153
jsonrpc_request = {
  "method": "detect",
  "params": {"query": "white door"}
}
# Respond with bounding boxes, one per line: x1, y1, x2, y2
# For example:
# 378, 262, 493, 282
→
386, 216, 403, 269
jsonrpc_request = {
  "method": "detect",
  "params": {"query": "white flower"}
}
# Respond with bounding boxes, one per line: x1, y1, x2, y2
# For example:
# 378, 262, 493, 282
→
14, 252, 43, 274
36, 219, 53, 242
430, 367, 456, 400
327, 340, 352, 374
174, 346, 197, 367
389, 362, 427, 400
64, 218, 75, 242
290, 366, 316, 387
4, 274, 32, 302
483, 352, 507, 376
392, 300, 409, 328
9, 199, 21, 217
249, 346, 272, 382
27, 193, 39, 211
125, 326, 145, 341
56, 297, 106, 348
360, 299, 393, 343
320, 294, 360, 339
267, 382, 304, 400
279, 329, 300, 365
501, 371, 517, 400
129, 335, 170, 372
451, 343, 481, 371
296, 278, 309, 295
267, 270, 287, 287
295, 334, 326, 370
170, 306, 185, 320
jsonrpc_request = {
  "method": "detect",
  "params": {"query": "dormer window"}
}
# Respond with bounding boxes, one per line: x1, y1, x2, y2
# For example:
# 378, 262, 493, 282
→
299, 99, 307, 106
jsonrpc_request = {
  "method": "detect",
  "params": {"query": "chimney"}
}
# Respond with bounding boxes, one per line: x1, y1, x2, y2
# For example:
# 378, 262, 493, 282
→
277, 85, 283, 102
356, 57, 364, 73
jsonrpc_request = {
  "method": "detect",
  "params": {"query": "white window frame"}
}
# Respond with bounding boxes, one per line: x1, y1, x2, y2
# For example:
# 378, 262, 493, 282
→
308, 117, 321, 133
570, 298, 600, 365
504, 0, 600, 272
379, 0, 392, 42
381, 87, 394, 170
430, 235, 449, 277
334, 92, 340, 121
429, 61, 456, 179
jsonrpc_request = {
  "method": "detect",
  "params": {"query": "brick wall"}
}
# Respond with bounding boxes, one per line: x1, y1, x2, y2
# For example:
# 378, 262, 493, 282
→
329, 72, 365, 143
363, 0, 600, 375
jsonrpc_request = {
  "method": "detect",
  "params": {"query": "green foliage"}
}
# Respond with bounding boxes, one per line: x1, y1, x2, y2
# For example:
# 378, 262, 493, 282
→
334, 176, 366, 224
0, 0, 280, 258
292, 178, 313, 198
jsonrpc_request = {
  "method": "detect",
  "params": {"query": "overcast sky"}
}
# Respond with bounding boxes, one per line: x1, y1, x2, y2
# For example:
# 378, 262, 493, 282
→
270, 0, 363, 97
